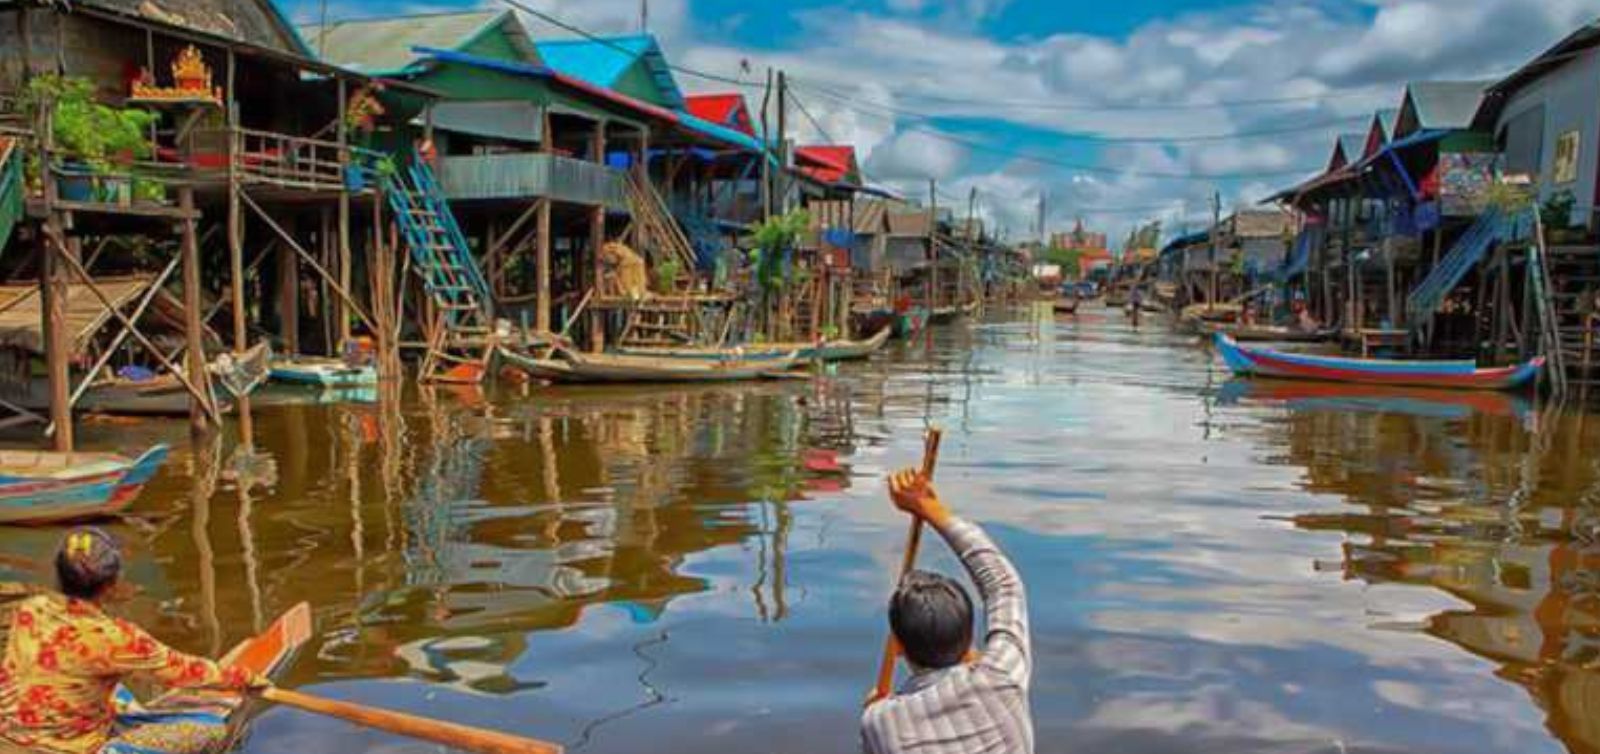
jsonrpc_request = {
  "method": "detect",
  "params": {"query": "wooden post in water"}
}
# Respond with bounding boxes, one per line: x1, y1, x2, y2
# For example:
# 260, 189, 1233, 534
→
589, 120, 608, 352
179, 186, 208, 437
336, 78, 352, 351
279, 218, 300, 356
226, 49, 254, 450
536, 113, 554, 334
38, 97, 71, 451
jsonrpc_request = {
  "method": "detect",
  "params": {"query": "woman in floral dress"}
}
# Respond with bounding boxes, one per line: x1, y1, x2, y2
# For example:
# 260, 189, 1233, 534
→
0, 529, 266, 754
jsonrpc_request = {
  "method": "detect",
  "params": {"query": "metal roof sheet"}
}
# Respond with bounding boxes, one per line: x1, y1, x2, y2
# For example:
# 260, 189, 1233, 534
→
535, 34, 685, 109
300, 10, 515, 75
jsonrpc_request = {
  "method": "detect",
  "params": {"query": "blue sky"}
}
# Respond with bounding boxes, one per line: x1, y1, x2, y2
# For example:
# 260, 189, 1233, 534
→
287, 0, 1596, 246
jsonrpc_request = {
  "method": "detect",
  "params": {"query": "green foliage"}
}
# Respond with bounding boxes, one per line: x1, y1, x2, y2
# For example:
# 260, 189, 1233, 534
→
655, 256, 682, 292
25, 75, 157, 174
1040, 245, 1083, 277
748, 209, 812, 291
750, 209, 811, 253
1541, 189, 1576, 231
1485, 181, 1536, 214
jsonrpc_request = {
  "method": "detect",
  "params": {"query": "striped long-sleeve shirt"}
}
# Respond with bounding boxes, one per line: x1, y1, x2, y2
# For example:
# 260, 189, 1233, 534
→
861, 517, 1032, 754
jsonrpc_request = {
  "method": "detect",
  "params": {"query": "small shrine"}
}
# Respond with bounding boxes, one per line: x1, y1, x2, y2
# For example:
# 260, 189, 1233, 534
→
130, 45, 222, 106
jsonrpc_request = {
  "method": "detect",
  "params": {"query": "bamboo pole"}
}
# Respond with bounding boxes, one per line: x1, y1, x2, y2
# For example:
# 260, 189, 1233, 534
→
179, 187, 210, 436
870, 427, 943, 703
226, 50, 254, 449
241, 191, 377, 333
589, 121, 607, 352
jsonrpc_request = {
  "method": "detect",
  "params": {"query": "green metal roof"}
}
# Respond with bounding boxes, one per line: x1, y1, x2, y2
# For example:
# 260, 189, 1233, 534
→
1400, 81, 1491, 133
299, 10, 533, 76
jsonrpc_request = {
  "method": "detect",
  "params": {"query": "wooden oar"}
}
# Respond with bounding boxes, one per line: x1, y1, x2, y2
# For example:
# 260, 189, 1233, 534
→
260, 687, 563, 754
869, 427, 943, 703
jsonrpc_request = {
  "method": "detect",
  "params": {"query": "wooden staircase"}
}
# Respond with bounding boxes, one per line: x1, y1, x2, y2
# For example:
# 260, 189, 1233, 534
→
617, 297, 701, 346
624, 173, 698, 286
375, 152, 496, 382
1544, 243, 1600, 391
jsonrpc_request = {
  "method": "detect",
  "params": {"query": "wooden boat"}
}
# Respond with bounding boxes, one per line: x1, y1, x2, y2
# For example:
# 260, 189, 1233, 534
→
114, 602, 311, 752
1053, 297, 1080, 315
1214, 333, 1544, 391
499, 346, 803, 384
1217, 378, 1532, 422
0, 445, 169, 525
617, 326, 893, 363
1201, 321, 1333, 343
270, 357, 378, 388
122, 343, 274, 399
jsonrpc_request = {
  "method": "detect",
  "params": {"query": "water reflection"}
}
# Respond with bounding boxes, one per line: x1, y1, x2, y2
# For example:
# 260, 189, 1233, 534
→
1273, 387, 1600, 753
6, 308, 1600, 754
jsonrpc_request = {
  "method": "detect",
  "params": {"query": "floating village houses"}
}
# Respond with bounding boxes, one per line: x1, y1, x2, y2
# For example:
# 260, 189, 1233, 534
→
0, 0, 1017, 449
1236, 17, 1600, 394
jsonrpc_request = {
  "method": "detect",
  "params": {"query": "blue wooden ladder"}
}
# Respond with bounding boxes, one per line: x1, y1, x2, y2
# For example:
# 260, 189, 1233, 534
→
373, 151, 496, 382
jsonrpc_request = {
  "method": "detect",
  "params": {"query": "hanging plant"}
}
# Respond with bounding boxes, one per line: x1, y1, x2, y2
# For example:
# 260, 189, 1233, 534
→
747, 209, 811, 292
344, 85, 387, 133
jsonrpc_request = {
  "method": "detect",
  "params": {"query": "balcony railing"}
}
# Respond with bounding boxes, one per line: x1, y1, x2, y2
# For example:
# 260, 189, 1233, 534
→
439, 152, 627, 209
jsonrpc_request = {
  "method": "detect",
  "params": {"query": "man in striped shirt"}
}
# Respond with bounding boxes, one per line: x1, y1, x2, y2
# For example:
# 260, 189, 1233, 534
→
862, 470, 1033, 754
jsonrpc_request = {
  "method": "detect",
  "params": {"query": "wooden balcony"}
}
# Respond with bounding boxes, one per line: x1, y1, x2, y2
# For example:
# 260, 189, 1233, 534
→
438, 153, 627, 210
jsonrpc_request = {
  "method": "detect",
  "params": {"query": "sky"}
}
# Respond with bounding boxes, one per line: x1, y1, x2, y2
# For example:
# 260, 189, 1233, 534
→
284, 0, 1600, 248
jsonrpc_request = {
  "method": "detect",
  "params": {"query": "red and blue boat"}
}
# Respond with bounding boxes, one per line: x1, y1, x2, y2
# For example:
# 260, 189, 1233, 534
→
0, 445, 169, 525
1214, 333, 1543, 391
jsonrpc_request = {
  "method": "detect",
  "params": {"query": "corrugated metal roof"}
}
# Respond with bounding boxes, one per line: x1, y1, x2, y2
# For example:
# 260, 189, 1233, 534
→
1478, 20, 1600, 128
535, 35, 685, 109
1403, 80, 1490, 132
685, 94, 755, 137
82, 0, 310, 56
300, 10, 516, 75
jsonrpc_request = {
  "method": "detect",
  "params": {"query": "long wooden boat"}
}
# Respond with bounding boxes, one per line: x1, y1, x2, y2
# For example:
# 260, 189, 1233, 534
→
499, 346, 802, 384
270, 357, 378, 388
115, 602, 312, 752
617, 326, 893, 363
1217, 378, 1532, 422
1201, 321, 1333, 343
1214, 333, 1543, 391
0, 445, 169, 525
1053, 297, 1080, 315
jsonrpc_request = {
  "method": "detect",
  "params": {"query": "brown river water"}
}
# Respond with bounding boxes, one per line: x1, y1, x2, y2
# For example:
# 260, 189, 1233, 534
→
2, 304, 1598, 754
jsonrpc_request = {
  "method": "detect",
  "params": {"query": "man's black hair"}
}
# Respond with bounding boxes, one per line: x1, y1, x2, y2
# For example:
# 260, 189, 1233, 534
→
889, 570, 974, 670
55, 528, 121, 601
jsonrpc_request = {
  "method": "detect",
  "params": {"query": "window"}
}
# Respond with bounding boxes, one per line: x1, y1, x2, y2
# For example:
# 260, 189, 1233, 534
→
1500, 105, 1545, 179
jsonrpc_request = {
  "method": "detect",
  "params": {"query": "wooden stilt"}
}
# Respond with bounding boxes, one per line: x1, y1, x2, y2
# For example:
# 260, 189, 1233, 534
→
180, 187, 209, 436
278, 216, 300, 356
589, 121, 608, 352
41, 217, 71, 451
226, 50, 254, 450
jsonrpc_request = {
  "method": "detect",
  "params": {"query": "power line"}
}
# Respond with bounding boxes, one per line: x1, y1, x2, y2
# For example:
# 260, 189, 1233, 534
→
798, 82, 1366, 145
806, 83, 1398, 113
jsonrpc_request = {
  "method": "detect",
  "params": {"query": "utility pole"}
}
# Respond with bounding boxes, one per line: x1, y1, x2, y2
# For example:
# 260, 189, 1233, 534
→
966, 186, 978, 306
1208, 190, 1221, 311
640, 0, 648, 32
759, 67, 773, 221
929, 179, 939, 313
776, 70, 789, 214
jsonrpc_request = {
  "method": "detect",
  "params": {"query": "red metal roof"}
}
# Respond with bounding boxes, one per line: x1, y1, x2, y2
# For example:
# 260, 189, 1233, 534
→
795, 145, 858, 184
685, 93, 755, 137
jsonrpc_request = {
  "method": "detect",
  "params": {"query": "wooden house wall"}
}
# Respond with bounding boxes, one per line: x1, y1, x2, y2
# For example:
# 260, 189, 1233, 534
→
0, 9, 334, 136
1495, 46, 1600, 229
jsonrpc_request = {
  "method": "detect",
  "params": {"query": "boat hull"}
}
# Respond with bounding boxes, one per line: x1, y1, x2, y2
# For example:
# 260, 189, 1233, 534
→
270, 358, 378, 388
119, 602, 311, 753
617, 327, 893, 364
0, 445, 169, 525
1214, 333, 1543, 391
500, 347, 801, 384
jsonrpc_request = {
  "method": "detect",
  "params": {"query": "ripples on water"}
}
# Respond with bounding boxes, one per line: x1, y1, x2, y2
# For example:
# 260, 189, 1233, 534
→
2, 304, 1598, 753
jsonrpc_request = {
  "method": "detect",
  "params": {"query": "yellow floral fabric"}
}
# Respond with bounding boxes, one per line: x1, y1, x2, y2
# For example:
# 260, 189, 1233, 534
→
0, 594, 250, 754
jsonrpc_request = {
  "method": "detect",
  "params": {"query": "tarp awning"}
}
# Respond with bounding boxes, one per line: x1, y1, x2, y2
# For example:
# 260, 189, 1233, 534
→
426, 100, 543, 143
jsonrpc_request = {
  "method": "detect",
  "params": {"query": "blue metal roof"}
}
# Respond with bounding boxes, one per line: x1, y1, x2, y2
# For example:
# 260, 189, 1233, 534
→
535, 35, 685, 109
1160, 230, 1210, 256
676, 110, 764, 153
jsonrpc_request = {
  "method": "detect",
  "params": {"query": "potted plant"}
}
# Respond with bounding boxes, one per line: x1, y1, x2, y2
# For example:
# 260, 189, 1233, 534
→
22, 75, 158, 204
